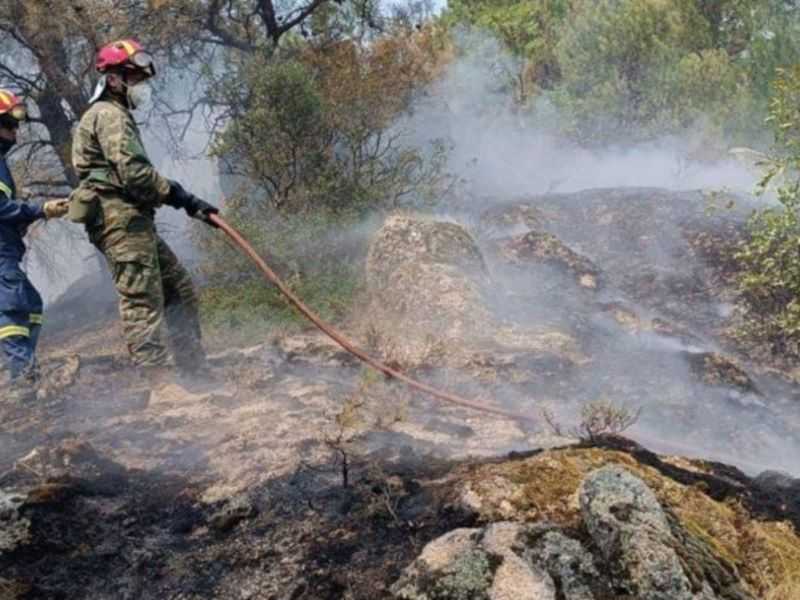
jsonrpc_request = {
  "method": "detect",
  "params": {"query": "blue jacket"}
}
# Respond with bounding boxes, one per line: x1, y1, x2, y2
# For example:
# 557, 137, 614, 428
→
0, 155, 44, 314
0, 155, 44, 261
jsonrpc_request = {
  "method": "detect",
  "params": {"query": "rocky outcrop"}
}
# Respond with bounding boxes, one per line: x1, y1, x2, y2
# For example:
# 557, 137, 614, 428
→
391, 524, 556, 600
394, 463, 759, 599
447, 446, 800, 600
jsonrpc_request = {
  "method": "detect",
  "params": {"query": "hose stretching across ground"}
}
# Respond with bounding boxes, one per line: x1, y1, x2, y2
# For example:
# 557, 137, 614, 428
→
209, 213, 533, 424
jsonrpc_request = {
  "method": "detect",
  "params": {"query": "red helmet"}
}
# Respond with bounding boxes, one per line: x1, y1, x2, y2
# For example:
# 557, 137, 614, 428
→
96, 39, 155, 77
0, 89, 27, 122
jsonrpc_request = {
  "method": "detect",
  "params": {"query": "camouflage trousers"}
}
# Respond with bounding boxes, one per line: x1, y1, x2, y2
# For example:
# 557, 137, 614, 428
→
95, 221, 206, 370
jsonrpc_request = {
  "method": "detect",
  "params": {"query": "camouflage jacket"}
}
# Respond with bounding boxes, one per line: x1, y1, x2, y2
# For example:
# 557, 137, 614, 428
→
71, 96, 170, 246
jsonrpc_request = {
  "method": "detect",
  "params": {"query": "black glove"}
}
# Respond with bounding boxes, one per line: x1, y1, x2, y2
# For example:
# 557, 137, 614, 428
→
167, 180, 219, 227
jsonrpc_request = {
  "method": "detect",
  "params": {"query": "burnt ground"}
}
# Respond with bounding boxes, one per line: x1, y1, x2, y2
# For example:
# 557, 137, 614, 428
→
4, 187, 800, 598
0, 314, 541, 600
3, 431, 799, 600
0, 437, 474, 600
479, 188, 800, 472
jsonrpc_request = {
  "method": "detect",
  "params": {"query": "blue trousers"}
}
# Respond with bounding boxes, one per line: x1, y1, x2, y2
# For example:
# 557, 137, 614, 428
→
0, 310, 41, 379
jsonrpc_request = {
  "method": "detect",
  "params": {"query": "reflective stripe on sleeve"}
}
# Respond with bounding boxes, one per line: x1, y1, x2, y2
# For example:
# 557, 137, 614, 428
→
0, 180, 12, 198
0, 325, 30, 339
29, 314, 43, 325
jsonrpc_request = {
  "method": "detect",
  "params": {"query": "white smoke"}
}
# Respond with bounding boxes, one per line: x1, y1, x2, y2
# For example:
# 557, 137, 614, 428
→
390, 30, 799, 476
400, 31, 760, 201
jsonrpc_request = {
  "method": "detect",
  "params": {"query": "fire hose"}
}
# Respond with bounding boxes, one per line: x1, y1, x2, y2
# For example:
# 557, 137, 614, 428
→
208, 213, 793, 475
209, 213, 534, 424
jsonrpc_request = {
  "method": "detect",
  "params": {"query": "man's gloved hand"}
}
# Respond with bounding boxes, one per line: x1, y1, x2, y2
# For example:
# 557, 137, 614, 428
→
43, 199, 69, 219
167, 180, 219, 227
185, 197, 219, 226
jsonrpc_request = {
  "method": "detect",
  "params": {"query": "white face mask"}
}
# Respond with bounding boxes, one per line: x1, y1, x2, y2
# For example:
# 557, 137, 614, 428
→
127, 80, 153, 110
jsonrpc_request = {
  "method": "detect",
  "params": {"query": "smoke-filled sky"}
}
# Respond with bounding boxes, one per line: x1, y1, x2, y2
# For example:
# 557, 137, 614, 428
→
398, 31, 760, 202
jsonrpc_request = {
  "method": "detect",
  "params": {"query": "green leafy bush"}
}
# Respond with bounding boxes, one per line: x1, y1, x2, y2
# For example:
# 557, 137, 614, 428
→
735, 66, 800, 356
213, 29, 452, 214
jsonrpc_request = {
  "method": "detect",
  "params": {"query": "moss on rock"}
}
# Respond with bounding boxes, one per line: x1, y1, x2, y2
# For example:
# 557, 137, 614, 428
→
454, 447, 800, 599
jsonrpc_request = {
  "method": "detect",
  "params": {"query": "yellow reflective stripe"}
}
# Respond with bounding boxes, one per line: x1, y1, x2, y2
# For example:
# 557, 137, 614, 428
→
0, 325, 30, 339
118, 40, 136, 56
0, 180, 12, 198
29, 314, 43, 325
0, 90, 10, 105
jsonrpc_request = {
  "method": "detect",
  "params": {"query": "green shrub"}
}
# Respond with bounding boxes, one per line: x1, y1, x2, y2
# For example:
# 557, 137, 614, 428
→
446, 0, 800, 146
551, 0, 751, 144
213, 57, 328, 211
735, 66, 800, 356
213, 30, 452, 215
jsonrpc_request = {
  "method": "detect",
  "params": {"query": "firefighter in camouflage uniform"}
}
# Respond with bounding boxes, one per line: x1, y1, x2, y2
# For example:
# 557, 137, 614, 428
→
70, 39, 218, 382
0, 90, 69, 401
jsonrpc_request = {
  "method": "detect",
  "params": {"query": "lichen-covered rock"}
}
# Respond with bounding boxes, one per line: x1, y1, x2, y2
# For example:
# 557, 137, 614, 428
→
580, 465, 703, 600
579, 465, 754, 600
482, 523, 556, 600
391, 524, 556, 600
452, 447, 794, 599
395, 470, 756, 600
366, 216, 487, 294
528, 530, 601, 600
364, 215, 583, 371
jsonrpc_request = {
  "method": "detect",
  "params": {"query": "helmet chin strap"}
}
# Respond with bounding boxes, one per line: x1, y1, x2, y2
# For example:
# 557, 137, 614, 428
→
89, 73, 137, 108
89, 75, 109, 104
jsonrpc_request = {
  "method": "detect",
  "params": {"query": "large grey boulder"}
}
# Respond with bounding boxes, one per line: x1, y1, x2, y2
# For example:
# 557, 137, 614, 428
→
579, 466, 752, 600
364, 215, 583, 372
580, 465, 702, 600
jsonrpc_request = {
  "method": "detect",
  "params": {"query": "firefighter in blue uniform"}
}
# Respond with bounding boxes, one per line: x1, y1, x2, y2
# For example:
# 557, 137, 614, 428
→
0, 89, 69, 401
